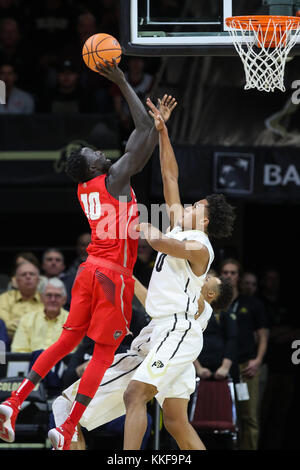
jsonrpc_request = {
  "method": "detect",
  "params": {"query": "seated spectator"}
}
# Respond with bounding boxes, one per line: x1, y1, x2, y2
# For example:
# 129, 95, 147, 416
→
29, 0, 75, 54
111, 57, 154, 140
240, 271, 259, 297
0, 318, 9, 351
0, 0, 21, 22
7, 251, 45, 291
41, 248, 66, 280
86, 0, 120, 39
37, 59, 95, 113
0, 17, 36, 91
11, 277, 69, 353
59, 12, 114, 113
0, 62, 35, 113
0, 261, 43, 339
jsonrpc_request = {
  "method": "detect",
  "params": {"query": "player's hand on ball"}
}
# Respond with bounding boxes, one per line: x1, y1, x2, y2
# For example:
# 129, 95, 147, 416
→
96, 58, 125, 84
146, 98, 166, 132
158, 94, 177, 123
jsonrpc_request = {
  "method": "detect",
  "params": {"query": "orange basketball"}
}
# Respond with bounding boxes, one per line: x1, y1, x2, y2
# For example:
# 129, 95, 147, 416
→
82, 33, 122, 72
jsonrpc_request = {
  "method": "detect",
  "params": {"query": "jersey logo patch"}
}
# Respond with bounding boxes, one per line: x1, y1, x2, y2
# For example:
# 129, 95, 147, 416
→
113, 330, 123, 341
151, 360, 164, 369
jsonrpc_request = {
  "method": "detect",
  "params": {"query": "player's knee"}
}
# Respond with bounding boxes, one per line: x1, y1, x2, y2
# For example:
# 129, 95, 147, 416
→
163, 415, 179, 436
163, 411, 188, 437
123, 381, 155, 409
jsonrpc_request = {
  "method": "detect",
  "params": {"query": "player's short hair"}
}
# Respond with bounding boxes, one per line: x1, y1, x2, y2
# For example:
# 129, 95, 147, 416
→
205, 194, 235, 239
211, 277, 233, 311
65, 148, 89, 183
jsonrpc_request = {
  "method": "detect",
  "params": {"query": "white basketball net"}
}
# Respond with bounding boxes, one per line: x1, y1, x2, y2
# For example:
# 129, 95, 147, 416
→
226, 17, 300, 92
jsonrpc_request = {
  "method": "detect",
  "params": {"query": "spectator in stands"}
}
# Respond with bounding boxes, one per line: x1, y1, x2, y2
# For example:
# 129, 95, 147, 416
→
59, 11, 97, 67
0, 0, 22, 22
0, 17, 36, 91
41, 248, 66, 280
0, 318, 9, 351
7, 251, 43, 291
240, 271, 259, 297
111, 57, 154, 140
11, 277, 72, 398
37, 59, 94, 113
62, 232, 91, 309
87, 0, 120, 39
29, 0, 75, 54
240, 269, 269, 422
59, 11, 113, 113
11, 277, 68, 353
219, 258, 268, 451
0, 62, 35, 113
133, 238, 156, 288
258, 267, 299, 450
194, 301, 238, 382
0, 261, 43, 339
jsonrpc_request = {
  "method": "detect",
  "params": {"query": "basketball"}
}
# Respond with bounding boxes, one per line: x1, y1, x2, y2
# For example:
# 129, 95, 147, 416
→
82, 33, 122, 72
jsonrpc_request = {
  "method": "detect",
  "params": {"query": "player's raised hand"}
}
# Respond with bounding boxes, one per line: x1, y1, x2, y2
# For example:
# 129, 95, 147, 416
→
95, 58, 125, 84
158, 94, 177, 123
146, 97, 165, 132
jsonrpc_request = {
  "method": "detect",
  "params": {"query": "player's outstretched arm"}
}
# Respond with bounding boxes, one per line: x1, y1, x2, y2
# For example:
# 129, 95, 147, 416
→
96, 59, 151, 132
147, 97, 183, 229
96, 59, 156, 195
136, 223, 209, 273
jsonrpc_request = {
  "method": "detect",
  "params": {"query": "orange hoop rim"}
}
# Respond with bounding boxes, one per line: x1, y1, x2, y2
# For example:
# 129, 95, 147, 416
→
226, 15, 300, 30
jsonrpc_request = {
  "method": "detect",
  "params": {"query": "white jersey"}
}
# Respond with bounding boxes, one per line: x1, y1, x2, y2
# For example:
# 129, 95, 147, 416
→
145, 226, 214, 319
57, 301, 214, 434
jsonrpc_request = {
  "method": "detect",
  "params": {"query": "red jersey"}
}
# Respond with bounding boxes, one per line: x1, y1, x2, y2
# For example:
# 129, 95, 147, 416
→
77, 175, 139, 271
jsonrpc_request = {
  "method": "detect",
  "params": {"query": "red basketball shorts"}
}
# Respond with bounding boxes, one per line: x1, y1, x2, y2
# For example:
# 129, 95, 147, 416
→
63, 256, 135, 346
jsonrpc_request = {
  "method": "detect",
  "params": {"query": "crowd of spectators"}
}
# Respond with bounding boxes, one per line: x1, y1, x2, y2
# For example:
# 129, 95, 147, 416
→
0, 235, 298, 450
0, 0, 156, 139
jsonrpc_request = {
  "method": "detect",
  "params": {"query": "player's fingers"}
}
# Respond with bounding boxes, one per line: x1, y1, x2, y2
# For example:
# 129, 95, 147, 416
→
146, 98, 157, 113
170, 101, 177, 111
162, 94, 168, 105
148, 110, 155, 119
103, 59, 112, 69
96, 61, 107, 73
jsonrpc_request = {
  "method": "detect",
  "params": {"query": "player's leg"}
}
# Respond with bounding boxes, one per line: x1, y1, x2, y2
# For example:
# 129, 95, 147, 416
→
0, 266, 92, 443
48, 340, 116, 450
162, 398, 206, 450
48, 269, 133, 450
123, 379, 157, 450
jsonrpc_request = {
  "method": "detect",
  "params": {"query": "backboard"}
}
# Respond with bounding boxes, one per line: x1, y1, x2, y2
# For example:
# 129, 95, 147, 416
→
120, 0, 300, 56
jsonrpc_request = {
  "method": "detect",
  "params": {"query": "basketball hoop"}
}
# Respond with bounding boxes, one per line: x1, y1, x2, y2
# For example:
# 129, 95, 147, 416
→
226, 15, 300, 92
